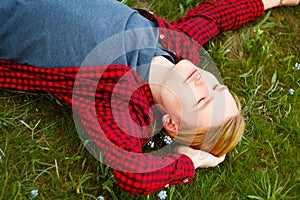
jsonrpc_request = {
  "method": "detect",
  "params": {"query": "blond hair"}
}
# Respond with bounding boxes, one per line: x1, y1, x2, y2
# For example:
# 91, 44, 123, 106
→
173, 94, 245, 157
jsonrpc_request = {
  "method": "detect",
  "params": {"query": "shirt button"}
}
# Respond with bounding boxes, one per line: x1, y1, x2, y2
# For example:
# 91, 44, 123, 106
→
183, 178, 189, 183
159, 34, 164, 39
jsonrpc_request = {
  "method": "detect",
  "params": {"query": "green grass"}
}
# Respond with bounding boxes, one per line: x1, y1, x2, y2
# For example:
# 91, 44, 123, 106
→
1, 1, 299, 199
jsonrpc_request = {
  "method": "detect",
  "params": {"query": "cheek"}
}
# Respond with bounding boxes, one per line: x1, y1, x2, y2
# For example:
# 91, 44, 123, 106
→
161, 87, 181, 118
166, 85, 198, 125
211, 93, 227, 123
180, 107, 213, 131
197, 108, 213, 127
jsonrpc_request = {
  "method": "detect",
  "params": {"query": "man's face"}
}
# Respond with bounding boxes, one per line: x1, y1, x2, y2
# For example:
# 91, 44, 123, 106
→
159, 60, 239, 132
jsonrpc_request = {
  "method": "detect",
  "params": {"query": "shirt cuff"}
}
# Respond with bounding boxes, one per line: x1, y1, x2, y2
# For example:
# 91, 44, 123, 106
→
169, 154, 196, 185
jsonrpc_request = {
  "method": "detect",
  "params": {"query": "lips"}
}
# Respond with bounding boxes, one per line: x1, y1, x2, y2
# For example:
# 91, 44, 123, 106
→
185, 69, 198, 82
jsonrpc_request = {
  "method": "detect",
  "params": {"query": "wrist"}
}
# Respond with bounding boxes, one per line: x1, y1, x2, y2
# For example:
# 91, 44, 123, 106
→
262, 0, 281, 10
177, 146, 201, 168
262, 0, 300, 9
188, 151, 202, 169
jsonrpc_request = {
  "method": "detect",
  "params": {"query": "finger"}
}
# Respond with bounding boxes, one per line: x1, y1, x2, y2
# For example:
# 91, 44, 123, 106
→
215, 154, 226, 165
219, 154, 226, 162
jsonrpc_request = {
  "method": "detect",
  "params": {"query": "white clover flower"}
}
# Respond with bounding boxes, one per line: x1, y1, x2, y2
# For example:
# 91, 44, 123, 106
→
158, 190, 167, 200
148, 141, 155, 148
163, 136, 172, 144
30, 189, 38, 198
288, 88, 294, 95
96, 196, 105, 200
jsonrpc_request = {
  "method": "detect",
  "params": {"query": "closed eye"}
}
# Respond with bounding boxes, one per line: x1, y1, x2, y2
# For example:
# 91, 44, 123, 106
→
196, 97, 205, 105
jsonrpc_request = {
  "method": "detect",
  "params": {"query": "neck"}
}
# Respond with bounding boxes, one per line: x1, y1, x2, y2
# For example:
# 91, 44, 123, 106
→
148, 56, 174, 104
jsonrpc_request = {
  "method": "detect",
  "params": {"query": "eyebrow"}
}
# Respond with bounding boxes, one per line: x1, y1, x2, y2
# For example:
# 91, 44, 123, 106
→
214, 84, 228, 91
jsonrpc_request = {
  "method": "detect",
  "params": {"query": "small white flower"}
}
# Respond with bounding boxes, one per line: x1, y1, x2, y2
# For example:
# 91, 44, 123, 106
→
163, 136, 172, 144
288, 88, 294, 95
280, 87, 285, 92
30, 189, 38, 198
148, 141, 155, 148
158, 190, 167, 200
96, 196, 105, 200
294, 62, 300, 70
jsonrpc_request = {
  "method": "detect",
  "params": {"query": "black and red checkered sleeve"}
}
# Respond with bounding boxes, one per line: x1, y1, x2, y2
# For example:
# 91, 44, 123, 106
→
171, 0, 265, 45
70, 64, 196, 194
75, 105, 196, 194
138, 0, 264, 66
0, 60, 77, 105
0, 60, 196, 194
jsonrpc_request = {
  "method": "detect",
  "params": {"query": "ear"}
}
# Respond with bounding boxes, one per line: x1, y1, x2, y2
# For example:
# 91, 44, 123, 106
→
162, 114, 179, 138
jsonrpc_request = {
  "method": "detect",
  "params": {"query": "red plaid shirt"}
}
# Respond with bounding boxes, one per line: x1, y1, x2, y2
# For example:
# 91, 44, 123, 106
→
0, 0, 264, 194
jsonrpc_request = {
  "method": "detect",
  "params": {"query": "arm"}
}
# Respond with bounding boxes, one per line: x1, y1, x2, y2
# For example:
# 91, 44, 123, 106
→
72, 65, 196, 194
171, 0, 299, 45
0, 60, 196, 195
171, 0, 265, 45
0, 60, 75, 106
74, 106, 196, 194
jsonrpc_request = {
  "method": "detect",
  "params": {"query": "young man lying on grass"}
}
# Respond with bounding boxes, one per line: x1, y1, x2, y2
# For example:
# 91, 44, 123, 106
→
0, 0, 299, 195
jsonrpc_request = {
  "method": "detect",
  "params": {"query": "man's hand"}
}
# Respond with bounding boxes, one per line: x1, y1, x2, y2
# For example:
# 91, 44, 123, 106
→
175, 145, 226, 169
